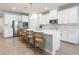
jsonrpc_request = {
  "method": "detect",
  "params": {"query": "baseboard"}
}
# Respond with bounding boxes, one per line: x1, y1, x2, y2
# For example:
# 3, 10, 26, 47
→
61, 40, 78, 45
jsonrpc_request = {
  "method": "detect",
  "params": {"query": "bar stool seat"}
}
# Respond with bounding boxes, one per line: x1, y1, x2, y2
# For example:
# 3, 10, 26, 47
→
35, 38, 43, 44
17, 29, 28, 43
26, 31, 34, 48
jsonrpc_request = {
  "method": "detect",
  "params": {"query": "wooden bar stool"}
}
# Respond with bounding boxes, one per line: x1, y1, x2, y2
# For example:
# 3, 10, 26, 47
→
27, 31, 45, 55
34, 32, 45, 55
17, 29, 28, 43
21, 30, 28, 43
17, 29, 23, 41
27, 31, 35, 48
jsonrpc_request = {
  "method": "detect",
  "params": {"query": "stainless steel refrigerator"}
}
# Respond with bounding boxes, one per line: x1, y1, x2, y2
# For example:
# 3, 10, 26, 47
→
12, 20, 23, 37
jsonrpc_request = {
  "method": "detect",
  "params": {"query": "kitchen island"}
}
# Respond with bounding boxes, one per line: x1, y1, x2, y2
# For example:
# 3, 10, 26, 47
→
25, 29, 61, 54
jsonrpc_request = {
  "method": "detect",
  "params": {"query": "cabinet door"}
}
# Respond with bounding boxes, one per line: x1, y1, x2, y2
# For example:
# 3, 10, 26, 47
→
61, 31, 68, 41
68, 7, 78, 23
69, 18, 78, 23
29, 15, 38, 29
4, 14, 21, 24
12, 15, 21, 21
39, 14, 49, 24
58, 7, 78, 24
58, 11, 63, 24
4, 27, 13, 37
8, 28, 13, 37
22, 15, 28, 22
49, 9, 57, 19
58, 9, 69, 24
63, 10, 69, 24
62, 9, 69, 24
68, 31, 78, 44
4, 14, 13, 25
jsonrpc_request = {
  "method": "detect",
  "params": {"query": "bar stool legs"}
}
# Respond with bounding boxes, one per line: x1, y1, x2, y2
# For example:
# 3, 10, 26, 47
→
33, 37, 36, 54
27, 38, 30, 48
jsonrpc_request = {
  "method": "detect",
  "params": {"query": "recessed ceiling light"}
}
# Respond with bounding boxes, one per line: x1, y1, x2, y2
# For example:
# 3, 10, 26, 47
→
12, 7, 16, 10
24, 6, 27, 8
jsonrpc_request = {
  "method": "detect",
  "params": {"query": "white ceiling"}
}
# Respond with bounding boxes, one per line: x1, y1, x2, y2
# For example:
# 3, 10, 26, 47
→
0, 3, 68, 14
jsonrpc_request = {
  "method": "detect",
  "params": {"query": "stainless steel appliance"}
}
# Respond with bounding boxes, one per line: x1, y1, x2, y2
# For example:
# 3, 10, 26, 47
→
23, 22, 28, 29
12, 20, 23, 37
49, 19, 58, 24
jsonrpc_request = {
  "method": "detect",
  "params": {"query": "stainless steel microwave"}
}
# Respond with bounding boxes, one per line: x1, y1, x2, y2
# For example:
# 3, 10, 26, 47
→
49, 19, 58, 24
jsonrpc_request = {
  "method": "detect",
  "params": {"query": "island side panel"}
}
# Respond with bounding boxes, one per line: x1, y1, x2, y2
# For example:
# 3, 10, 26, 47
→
52, 31, 61, 54
43, 34, 52, 54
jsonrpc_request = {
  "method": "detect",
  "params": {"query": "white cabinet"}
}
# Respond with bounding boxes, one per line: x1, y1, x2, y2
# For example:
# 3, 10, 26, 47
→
68, 31, 79, 44
29, 14, 39, 29
15, 15, 21, 21
4, 13, 22, 37
58, 9, 69, 24
61, 29, 79, 44
62, 10, 69, 24
58, 6, 79, 24
39, 14, 49, 25
61, 31, 68, 41
68, 7, 78, 23
39, 9, 57, 25
4, 14, 22, 25
11, 14, 21, 21
58, 11, 63, 24
4, 27, 13, 37
4, 14, 13, 25
22, 15, 28, 22
49, 9, 58, 19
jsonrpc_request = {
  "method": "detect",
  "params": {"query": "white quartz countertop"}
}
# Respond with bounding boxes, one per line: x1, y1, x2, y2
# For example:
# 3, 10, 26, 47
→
26, 29, 60, 35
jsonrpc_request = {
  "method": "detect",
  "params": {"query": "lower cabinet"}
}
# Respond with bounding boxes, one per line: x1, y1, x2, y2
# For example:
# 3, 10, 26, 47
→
4, 27, 13, 37
61, 31, 68, 42
61, 30, 79, 44
68, 31, 79, 44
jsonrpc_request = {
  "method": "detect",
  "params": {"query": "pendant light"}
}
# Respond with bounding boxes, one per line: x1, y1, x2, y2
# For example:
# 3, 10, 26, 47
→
29, 3, 33, 18
39, 3, 42, 16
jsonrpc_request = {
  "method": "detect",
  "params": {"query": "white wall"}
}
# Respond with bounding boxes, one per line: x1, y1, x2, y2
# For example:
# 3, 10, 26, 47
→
0, 16, 3, 34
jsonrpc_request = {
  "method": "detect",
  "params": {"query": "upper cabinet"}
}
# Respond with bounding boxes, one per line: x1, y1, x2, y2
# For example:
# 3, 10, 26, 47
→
22, 15, 29, 22
39, 9, 58, 25
58, 6, 79, 24
39, 13, 49, 25
4, 13, 22, 25
58, 9, 69, 24
29, 14, 39, 29
49, 9, 58, 20
11, 14, 21, 21
4, 13, 29, 25
4, 14, 13, 25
